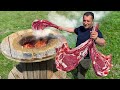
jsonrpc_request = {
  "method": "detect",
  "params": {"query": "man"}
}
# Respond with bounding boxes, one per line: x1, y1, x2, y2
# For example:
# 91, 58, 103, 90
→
58, 12, 106, 79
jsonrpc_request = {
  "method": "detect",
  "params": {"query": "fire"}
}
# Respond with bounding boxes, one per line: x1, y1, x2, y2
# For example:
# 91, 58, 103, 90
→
35, 39, 47, 48
23, 39, 47, 48
23, 43, 34, 48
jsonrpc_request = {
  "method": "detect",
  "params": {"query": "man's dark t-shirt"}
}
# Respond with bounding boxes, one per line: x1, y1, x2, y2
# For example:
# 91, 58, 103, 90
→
74, 26, 103, 58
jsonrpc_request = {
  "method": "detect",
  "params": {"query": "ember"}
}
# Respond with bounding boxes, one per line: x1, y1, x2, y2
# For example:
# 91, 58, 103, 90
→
19, 36, 48, 49
34, 39, 47, 48
23, 40, 47, 48
23, 43, 34, 48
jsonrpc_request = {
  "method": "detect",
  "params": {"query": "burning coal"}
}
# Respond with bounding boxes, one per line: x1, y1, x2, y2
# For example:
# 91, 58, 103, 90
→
19, 36, 48, 49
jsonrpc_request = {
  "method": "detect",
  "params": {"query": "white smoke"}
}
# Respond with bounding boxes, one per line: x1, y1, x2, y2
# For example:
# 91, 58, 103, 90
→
33, 29, 52, 39
48, 11, 77, 28
92, 11, 110, 21
48, 11, 110, 28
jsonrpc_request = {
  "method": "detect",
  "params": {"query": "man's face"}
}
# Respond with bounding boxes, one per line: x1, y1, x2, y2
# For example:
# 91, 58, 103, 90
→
83, 15, 93, 29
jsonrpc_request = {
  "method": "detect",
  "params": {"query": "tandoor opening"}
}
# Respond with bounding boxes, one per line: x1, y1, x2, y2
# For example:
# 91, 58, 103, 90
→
19, 36, 49, 49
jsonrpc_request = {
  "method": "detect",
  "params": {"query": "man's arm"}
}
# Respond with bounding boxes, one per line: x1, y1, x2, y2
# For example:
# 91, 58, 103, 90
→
58, 26, 75, 33
94, 37, 106, 46
91, 30, 106, 46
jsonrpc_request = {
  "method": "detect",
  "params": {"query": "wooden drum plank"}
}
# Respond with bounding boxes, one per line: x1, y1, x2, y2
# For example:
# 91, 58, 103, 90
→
1, 36, 12, 58
33, 62, 40, 79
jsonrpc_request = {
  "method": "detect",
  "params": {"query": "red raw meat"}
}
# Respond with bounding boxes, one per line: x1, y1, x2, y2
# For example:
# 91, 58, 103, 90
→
55, 23, 113, 77
32, 19, 59, 30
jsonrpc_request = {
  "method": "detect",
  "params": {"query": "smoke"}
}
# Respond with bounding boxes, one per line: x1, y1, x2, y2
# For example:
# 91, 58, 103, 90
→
48, 11, 78, 28
48, 11, 110, 28
92, 11, 110, 21
33, 29, 52, 39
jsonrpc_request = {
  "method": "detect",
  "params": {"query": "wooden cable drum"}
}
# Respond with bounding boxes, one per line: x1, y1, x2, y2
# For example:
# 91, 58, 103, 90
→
1, 29, 69, 79
1, 29, 67, 63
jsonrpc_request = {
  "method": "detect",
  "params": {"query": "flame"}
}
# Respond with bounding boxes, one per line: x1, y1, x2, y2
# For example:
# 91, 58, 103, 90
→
23, 39, 47, 48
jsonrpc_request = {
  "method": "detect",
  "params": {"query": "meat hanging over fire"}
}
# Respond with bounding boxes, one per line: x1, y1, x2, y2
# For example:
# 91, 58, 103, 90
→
23, 19, 60, 49
55, 23, 113, 77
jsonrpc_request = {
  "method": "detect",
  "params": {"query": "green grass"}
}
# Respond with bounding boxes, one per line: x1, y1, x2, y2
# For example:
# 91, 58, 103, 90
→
0, 54, 18, 79
0, 11, 49, 34
0, 11, 120, 79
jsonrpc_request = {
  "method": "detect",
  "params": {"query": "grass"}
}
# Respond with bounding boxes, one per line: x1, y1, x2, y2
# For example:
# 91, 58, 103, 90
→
0, 11, 49, 36
0, 11, 120, 79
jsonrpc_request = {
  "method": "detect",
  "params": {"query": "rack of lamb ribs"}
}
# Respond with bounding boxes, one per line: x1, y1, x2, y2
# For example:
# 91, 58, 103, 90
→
55, 23, 112, 77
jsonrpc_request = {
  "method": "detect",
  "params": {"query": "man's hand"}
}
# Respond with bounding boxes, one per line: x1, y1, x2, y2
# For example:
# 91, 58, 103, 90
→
90, 30, 98, 40
90, 30, 106, 46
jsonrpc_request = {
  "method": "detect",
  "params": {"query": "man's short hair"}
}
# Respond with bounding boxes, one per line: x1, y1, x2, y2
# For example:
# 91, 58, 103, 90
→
83, 12, 94, 19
